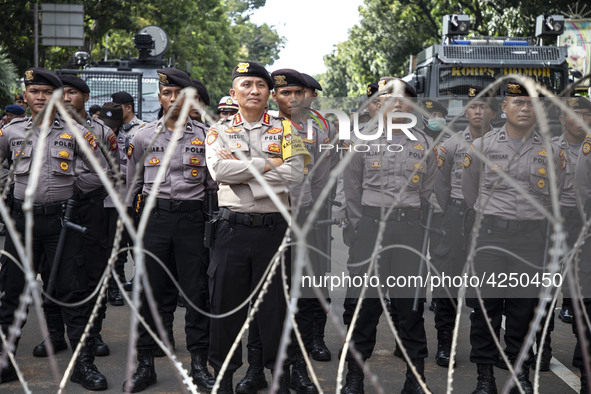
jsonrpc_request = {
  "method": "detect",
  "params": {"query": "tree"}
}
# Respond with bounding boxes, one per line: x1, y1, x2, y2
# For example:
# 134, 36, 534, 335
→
0, 46, 18, 106
322, 0, 574, 97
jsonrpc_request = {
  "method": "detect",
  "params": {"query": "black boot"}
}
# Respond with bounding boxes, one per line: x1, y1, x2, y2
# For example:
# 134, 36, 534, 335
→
532, 338, 552, 372
471, 364, 497, 394
214, 369, 234, 394
341, 360, 364, 394
271, 367, 291, 394
70, 342, 108, 391
190, 349, 214, 392
91, 316, 110, 357
154, 315, 175, 358
124, 280, 133, 292
107, 283, 124, 306
559, 299, 573, 324
581, 367, 590, 394
0, 354, 17, 384
122, 350, 157, 392
235, 348, 267, 394
311, 314, 331, 362
509, 367, 533, 394
33, 312, 68, 357
290, 353, 318, 393
401, 358, 430, 394
435, 330, 452, 368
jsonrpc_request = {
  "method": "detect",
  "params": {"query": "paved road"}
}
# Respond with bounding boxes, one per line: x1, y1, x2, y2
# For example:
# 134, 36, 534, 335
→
0, 229, 584, 393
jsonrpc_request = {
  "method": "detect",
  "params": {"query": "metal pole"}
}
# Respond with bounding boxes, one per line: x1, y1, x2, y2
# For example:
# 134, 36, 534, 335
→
34, 2, 39, 67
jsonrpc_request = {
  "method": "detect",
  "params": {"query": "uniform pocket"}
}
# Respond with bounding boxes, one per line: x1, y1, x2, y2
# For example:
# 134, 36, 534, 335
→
50, 148, 74, 176
363, 155, 388, 188
182, 152, 206, 182
143, 153, 165, 184
405, 160, 426, 189
529, 163, 549, 195
13, 146, 33, 175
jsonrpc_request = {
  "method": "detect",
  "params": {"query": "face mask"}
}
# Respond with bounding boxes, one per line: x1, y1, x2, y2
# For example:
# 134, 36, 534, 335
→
427, 117, 446, 132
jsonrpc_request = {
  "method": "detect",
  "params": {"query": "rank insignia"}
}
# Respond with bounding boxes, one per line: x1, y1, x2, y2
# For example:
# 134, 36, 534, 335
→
268, 143, 280, 153
236, 63, 249, 73
537, 168, 547, 176
371, 160, 381, 168
60, 161, 68, 171
304, 167, 309, 175
324, 137, 330, 143
207, 131, 218, 145
191, 137, 204, 145
149, 157, 160, 166
583, 141, 591, 155
108, 134, 118, 151
437, 156, 444, 167
412, 174, 420, 184
439, 146, 447, 154
191, 168, 199, 177
84, 132, 98, 150
463, 154, 472, 168
537, 179, 545, 189
233, 113, 243, 125
413, 143, 424, 151
225, 127, 240, 134
537, 149, 547, 156
58, 150, 70, 159
268, 127, 282, 134
127, 143, 134, 158
25, 69, 33, 81
190, 157, 201, 165
158, 72, 169, 84
59, 132, 73, 140
274, 75, 287, 86
263, 113, 270, 125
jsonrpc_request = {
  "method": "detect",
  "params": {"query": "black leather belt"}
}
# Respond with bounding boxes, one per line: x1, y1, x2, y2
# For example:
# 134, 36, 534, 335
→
155, 198, 203, 212
561, 206, 582, 220
219, 207, 283, 227
13, 199, 65, 216
482, 215, 544, 231
363, 206, 420, 221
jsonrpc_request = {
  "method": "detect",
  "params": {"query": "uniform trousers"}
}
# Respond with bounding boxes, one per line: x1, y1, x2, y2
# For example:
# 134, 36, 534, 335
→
0, 206, 91, 344
432, 202, 467, 334
208, 214, 288, 372
136, 206, 209, 352
572, 231, 591, 369
348, 214, 427, 360
468, 219, 545, 364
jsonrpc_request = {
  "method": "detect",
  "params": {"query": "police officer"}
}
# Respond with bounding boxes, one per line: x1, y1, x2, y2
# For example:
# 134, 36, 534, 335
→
0, 68, 109, 389
433, 86, 497, 368
1, 104, 26, 127
462, 81, 565, 393
343, 77, 436, 394
124, 68, 216, 392
420, 99, 448, 140
109, 91, 146, 295
217, 96, 239, 121
205, 61, 307, 393
573, 97, 591, 394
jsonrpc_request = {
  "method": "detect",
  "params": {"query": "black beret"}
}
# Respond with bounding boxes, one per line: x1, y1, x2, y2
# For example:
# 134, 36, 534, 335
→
5, 104, 25, 115
59, 75, 90, 94
111, 91, 134, 104
89, 104, 102, 115
99, 102, 123, 130
367, 83, 379, 97
191, 79, 210, 106
378, 77, 417, 98
271, 68, 309, 89
232, 62, 273, 89
24, 68, 63, 89
566, 96, 591, 111
421, 99, 448, 116
301, 73, 322, 91
467, 85, 499, 111
157, 68, 192, 88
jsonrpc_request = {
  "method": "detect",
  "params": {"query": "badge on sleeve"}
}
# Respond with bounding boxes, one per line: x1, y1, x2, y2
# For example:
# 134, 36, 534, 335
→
127, 143, 134, 158
437, 156, 444, 168
463, 154, 472, 168
108, 134, 118, 151
206, 131, 218, 145
583, 141, 591, 155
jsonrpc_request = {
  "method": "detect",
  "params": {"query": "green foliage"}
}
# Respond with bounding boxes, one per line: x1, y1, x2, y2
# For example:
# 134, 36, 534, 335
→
322, 0, 573, 97
0, 46, 18, 106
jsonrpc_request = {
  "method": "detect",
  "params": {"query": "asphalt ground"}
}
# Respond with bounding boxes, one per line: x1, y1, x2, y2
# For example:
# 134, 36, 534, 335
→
0, 228, 585, 393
